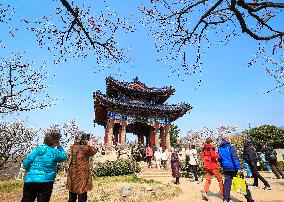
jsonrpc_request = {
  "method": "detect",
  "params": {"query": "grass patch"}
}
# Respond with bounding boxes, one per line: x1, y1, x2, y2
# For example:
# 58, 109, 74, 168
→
93, 174, 161, 185
0, 180, 23, 193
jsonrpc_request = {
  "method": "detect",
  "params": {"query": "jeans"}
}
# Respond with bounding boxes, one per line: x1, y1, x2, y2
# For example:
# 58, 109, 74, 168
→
21, 182, 54, 202
223, 171, 254, 202
204, 168, 224, 196
68, 192, 87, 202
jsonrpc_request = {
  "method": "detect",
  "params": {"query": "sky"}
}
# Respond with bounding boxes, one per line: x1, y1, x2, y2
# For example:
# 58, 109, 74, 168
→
1, 0, 283, 141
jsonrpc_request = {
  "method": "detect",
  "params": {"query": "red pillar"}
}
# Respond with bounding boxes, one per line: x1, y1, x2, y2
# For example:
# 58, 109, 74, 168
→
165, 124, 170, 149
119, 121, 127, 144
105, 119, 114, 152
160, 126, 165, 149
113, 124, 119, 145
104, 126, 109, 145
149, 126, 155, 147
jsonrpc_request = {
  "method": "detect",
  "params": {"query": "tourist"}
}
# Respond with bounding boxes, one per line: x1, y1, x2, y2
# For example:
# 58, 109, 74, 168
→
154, 148, 162, 169
243, 139, 271, 190
185, 145, 191, 178
66, 132, 96, 202
152, 143, 158, 153
21, 131, 67, 202
188, 145, 200, 183
260, 146, 272, 172
146, 144, 153, 168
218, 136, 254, 202
242, 159, 252, 178
201, 137, 224, 201
171, 147, 180, 184
161, 149, 168, 169
174, 140, 182, 152
264, 144, 284, 179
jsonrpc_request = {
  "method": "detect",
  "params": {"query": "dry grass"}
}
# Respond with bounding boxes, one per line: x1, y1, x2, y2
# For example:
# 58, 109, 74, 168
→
0, 175, 182, 202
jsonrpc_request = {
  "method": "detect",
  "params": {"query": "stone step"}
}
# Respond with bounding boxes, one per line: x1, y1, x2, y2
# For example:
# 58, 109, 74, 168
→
141, 171, 171, 175
138, 175, 172, 178
140, 171, 171, 174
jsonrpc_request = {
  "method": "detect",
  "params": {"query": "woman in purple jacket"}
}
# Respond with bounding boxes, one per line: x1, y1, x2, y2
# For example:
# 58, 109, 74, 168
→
171, 148, 180, 184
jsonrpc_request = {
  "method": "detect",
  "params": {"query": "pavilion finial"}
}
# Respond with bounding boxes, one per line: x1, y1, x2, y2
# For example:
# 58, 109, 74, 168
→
133, 76, 139, 82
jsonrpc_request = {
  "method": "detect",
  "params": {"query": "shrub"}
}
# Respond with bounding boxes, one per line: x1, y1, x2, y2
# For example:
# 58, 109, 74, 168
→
92, 159, 141, 177
0, 180, 22, 193
179, 160, 205, 177
277, 161, 284, 171
244, 125, 284, 150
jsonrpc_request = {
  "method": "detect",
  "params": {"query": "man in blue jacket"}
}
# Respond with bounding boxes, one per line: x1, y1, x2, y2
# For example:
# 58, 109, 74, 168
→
218, 136, 254, 202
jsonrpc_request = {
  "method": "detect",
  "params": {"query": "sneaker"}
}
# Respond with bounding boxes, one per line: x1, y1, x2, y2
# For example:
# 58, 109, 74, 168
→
263, 185, 271, 190
193, 181, 200, 184
251, 183, 259, 188
202, 192, 209, 201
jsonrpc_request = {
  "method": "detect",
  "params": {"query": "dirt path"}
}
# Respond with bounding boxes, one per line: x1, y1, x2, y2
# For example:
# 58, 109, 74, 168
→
157, 172, 284, 202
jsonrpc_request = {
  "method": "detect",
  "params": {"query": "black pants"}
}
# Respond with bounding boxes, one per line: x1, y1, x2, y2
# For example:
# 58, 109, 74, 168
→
185, 165, 199, 181
269, 160, 284, 179
161, 160, 167, 169
21, 182, 54, 202
191, 165, 199, 181
223, 171, 254, 202
68, 192, 87, 202
248, 163, 269, 187
146, 156, 152, 167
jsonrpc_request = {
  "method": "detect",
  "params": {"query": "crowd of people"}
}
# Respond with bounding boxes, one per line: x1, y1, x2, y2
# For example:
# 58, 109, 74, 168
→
168, 136, 284, 202
19, 130, 284, 202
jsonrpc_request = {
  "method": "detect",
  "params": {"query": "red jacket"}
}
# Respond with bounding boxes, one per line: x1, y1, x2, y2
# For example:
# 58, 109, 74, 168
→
146, 147, 153, 157
201, 143, 220, 170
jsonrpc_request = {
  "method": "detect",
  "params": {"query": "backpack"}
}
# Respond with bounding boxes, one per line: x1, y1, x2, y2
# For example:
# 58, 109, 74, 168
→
200, 146, 212, 162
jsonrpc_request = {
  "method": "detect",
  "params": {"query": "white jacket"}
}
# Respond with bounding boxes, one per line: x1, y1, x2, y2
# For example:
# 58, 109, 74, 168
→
154, 151, 162, 160
186, 148, 198, 165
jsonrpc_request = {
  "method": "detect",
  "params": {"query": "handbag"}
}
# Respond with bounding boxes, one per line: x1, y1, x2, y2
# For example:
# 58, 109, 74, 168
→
232, 174, 247, 195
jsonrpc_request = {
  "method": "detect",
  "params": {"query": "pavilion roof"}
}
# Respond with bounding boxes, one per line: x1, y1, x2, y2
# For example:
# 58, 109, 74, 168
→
93, 91, 192, 126
106, 76, 175, 104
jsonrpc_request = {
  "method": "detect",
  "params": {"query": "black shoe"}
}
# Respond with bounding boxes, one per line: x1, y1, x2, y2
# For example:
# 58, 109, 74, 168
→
263, 185, 271, 190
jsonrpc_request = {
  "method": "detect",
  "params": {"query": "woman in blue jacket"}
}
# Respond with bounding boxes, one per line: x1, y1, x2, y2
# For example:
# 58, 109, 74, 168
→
21, 131, 67, 202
